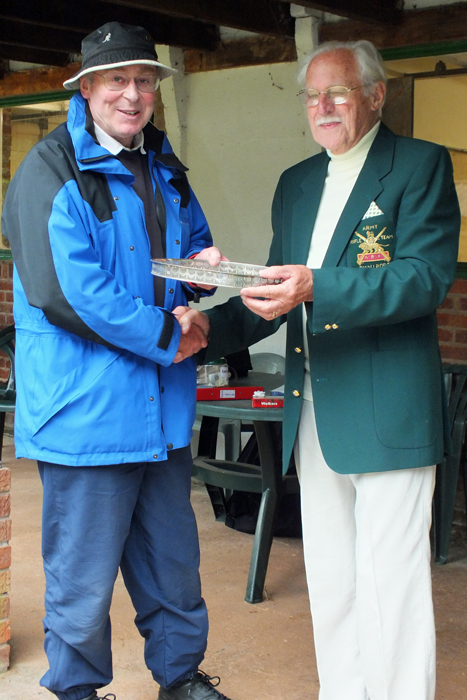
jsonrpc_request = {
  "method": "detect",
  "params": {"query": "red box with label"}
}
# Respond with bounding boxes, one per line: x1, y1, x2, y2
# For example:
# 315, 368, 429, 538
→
196, 386, 264, 401
251, 396, 284, 408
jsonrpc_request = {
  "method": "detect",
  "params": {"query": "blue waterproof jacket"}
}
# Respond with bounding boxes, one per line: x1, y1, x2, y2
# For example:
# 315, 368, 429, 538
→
2, 93, 214, 466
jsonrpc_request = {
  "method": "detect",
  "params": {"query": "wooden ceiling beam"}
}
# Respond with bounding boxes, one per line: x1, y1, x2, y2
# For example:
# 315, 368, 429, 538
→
0, 1, 219, 52
0, 44, 70, 68
185, 35, 296, 73
319, 3, 467, 49
281, 0, 401, 25
0, 62, 81, 97
98, 0, 295, 38
0, 21, 81, 56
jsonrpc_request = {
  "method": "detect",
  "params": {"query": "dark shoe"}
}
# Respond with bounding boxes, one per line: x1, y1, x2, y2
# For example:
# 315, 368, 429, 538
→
158, 670, 233, 700
82, 694, 116, 700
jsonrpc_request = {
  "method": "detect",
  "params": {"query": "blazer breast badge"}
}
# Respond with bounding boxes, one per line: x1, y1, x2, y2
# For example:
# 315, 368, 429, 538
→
348, 217, 395, 269
356, 226, 391, 266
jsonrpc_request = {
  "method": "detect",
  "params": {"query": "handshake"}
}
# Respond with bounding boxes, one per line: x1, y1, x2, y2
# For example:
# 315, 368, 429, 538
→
172, 306, 210, 363
170, 247, 309, 364
170, 245, 223, 364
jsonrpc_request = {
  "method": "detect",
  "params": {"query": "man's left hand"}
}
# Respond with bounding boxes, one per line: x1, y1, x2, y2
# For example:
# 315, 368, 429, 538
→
240, 264, 313, 320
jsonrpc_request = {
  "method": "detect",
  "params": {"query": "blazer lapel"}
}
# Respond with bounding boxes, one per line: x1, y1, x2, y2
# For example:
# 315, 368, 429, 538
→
322, 123, 396, 268
291, 152, 329, 264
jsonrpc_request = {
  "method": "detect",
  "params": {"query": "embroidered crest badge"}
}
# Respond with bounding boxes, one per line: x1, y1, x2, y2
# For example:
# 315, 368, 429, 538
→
356, 226, 391, 266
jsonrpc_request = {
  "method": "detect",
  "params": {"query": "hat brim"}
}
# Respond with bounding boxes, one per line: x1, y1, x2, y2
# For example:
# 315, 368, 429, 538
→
63, 58, 177, 90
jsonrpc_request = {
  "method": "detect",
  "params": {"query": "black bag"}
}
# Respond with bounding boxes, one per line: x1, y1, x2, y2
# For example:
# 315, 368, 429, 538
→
224, 429, 302, 538
224, 348, 252, 378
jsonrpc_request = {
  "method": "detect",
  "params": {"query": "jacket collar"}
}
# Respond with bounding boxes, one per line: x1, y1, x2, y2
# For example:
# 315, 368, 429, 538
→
291, 123, 395, 266
143, 124, 187, 172
67, 93, 187, 174
291, 152, 329, 264
323, 122, 395, 267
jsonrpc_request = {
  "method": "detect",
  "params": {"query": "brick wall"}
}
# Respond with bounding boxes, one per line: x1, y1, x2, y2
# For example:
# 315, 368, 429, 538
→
0, 263, 12, 673
437, 278, 467, 540
438, 278, 467, 364
0, 466, 11, 673
0, 263, 13, 331
0, 262, 14, 437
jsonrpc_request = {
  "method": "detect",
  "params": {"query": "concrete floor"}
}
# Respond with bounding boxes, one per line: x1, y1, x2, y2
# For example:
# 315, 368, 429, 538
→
1, 439, 467, 700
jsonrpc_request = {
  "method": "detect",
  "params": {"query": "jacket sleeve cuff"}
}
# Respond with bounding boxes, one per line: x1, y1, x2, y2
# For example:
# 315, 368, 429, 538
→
155, 309, 182, 367
157, 310, 176, 351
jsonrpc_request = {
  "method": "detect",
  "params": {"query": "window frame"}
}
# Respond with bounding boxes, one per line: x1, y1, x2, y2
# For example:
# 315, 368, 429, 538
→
0, 89, 73, 261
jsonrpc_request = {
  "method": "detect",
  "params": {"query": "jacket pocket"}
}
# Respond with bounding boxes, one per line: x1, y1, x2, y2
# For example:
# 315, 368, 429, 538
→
371, 347, 441, 449
32, 347, 122, 436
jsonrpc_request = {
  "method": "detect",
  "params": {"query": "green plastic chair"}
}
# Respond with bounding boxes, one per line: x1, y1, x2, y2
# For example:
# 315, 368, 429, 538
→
0, 325, 15, 461
432, 363, 467, 564
193, 416, 299, 604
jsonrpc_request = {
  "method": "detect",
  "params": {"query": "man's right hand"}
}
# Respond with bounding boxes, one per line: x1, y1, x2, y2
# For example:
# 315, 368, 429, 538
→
173, 306, 211, 363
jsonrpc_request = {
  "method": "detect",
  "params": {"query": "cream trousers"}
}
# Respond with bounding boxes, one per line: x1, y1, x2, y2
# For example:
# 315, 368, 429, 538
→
295, 399, 436, 700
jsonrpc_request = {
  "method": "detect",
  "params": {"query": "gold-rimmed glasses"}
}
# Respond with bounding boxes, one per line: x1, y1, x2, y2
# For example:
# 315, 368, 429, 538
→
298, 85, 365, 106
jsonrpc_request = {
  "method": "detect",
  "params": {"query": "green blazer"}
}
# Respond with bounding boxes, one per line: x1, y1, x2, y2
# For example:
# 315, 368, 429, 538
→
205, 124, 461, 474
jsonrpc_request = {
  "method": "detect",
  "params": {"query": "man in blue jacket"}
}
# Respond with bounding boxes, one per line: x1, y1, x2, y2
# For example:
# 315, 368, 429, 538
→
1, 21, 233, 700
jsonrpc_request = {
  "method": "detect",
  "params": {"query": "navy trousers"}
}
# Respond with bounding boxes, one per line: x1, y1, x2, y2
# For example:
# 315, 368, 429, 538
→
38, 447, 208, 700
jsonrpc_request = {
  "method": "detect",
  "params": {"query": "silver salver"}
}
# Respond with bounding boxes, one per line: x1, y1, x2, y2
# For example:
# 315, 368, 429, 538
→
151, 258, 282, 289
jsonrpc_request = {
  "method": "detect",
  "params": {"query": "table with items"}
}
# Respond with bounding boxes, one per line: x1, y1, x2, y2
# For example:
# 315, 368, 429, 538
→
193, 372, 299, 604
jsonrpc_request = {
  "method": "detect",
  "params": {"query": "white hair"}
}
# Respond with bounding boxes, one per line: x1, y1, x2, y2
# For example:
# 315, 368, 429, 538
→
297, 40, 387, 101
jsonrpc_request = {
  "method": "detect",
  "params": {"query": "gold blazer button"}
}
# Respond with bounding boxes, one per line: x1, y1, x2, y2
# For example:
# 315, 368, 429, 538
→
324, 324, 332, 331
293, 389, 301, 397
294, 347, 302, 353
332, 324, 338, 329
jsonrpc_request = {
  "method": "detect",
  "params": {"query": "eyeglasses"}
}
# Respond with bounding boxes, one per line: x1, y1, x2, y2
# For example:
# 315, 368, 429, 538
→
94, 72, 160, 93
297, 85, 365, 106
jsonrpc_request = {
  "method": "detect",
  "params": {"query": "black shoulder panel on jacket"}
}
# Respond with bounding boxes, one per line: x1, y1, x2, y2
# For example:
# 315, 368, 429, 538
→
43, 123, 117, 223
144, 122, 190, 208
1, 122, 119, 350
169, 175, 190, 208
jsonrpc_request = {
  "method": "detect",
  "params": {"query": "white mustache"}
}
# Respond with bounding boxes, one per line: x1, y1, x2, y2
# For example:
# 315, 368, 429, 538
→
315, 117, 342, 126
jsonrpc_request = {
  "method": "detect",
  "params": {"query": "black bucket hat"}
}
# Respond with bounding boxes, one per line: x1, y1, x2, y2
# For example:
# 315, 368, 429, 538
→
63, 21, 177, 90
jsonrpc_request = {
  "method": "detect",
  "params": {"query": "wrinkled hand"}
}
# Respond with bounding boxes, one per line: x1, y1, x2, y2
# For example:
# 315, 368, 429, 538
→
240, 265, 313, 321
191, 246, 230, 290
173, 306, 211, 363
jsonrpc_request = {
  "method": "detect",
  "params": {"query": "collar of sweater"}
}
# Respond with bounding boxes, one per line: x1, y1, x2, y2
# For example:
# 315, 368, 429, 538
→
326, 120, 380, 171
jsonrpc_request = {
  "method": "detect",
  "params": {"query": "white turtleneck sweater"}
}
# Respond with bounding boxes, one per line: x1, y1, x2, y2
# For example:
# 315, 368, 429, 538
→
303, 120, 381, 401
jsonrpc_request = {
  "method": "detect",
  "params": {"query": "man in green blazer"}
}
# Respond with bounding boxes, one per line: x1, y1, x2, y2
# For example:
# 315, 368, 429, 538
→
175, 40, 460, 700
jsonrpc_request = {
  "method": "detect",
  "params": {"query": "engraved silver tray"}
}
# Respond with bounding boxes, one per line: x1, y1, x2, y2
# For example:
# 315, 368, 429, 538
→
151, 258, 282, 288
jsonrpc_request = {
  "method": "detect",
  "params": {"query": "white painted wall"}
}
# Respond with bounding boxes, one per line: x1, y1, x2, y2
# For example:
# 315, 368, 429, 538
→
158, 19, 319, 356
180, 63, 316, 264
